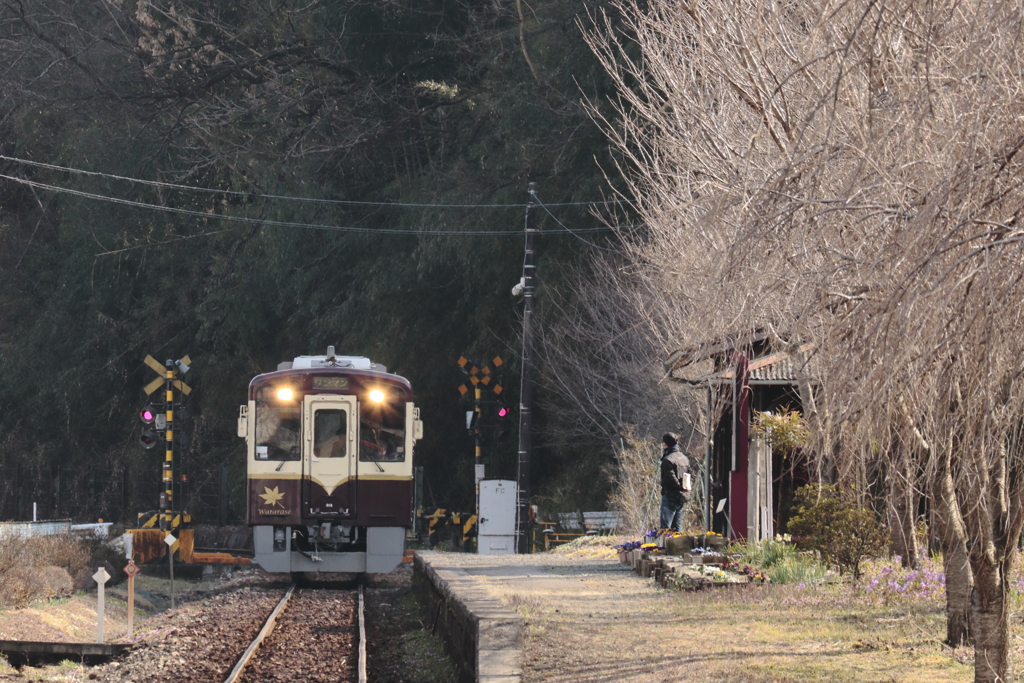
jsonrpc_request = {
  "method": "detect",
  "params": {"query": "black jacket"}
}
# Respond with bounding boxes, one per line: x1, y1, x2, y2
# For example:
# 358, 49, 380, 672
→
660, 446, 692, 500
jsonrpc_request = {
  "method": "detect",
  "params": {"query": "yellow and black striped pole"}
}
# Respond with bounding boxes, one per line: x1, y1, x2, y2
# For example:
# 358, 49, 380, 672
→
462, 514, 477, 552
142, 354, 191, 533
161, 360, 175, 532
427, 508, 447, 549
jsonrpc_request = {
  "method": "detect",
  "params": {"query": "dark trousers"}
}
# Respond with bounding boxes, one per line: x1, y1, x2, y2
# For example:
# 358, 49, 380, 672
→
660, 493, 685, 531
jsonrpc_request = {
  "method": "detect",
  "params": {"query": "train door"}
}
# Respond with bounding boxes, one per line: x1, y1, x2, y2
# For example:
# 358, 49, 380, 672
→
302, 395, 357, 518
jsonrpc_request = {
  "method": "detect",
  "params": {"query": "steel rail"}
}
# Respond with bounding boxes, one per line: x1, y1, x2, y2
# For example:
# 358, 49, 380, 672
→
358, 584, 367, 683
223, 584, 295, 683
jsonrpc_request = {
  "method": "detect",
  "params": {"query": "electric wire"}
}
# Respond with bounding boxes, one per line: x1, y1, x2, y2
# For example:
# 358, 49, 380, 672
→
536, 197, 617, 251
0, 154, 610, 209
0, 172, 615, 237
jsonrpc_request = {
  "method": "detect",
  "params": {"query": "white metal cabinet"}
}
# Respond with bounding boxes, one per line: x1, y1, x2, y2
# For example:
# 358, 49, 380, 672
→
478, 479, 517, 555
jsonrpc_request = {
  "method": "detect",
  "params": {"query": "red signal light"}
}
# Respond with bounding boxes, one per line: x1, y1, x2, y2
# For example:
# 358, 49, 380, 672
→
139, 405, 157, 424
140, 430, 158, 449
497, 406, 509, 418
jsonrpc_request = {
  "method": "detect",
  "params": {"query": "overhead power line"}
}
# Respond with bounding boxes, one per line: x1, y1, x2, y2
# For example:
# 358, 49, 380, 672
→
0, 155, 611, 209
536, 198, 616, 252
0, 173, 617, 237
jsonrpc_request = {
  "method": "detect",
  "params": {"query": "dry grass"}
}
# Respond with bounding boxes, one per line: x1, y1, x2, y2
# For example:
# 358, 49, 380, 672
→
0, 535, 91, 609
511, 555, 976, 682
549, 534, 623, 559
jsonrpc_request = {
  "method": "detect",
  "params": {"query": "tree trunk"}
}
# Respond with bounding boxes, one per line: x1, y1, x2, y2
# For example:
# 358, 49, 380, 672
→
970, 555, 1011, 683
887, 449, 918, 568
943, 535, 973, 647
934, 463, 971, 647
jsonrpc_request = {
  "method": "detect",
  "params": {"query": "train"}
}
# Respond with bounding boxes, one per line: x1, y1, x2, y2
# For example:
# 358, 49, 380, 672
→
239, 347, 422, 573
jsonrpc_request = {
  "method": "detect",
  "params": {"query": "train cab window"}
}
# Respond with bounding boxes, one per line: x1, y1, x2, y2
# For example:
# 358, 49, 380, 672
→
313, 409, 347, 458
359, 399, 406, 463
254, 387, 301, 461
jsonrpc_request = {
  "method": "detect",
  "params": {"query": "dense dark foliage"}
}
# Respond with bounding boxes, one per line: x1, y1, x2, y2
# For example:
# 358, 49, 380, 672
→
0, 0, 624, 522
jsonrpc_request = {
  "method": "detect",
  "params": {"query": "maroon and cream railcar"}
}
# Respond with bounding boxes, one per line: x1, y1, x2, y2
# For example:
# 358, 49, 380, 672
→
238, 347, 422, 573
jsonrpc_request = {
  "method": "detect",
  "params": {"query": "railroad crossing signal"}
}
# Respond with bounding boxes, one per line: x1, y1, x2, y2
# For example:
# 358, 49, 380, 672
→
139, 405, 157, 423
457, 356, 503, 396
141, 354, 192, 532
139, 429, 159, 449
139, 402, 164, 448
495, 403, 512, 442
143, 355, 192, 395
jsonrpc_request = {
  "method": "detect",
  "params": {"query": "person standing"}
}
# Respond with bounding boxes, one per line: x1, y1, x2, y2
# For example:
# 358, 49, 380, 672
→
659, 432, 692, 531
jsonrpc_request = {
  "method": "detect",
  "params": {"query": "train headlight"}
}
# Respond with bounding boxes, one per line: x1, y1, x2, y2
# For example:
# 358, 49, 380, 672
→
368, 389, 385, 403
276, 388, 295, 401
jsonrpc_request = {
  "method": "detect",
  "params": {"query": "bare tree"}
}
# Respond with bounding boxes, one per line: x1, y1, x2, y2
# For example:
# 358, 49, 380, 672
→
536, 255, 711, 530
585, 0, 1024, 679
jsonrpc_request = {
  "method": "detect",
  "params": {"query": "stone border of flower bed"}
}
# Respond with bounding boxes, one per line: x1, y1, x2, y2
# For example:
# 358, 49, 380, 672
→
627, 550, 761, 590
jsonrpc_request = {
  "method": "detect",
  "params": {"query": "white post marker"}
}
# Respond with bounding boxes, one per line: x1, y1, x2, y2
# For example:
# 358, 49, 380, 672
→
165, 533, 177, 608
123, 533, 135, 637
93, 567, 110, 643
123, 560, 140, 638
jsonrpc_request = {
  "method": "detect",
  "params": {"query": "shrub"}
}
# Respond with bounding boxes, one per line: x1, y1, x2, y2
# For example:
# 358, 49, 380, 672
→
740, 537, 798, 569
765, 556, 828, 585
0, 535, 92, 608
24, 535, 92, 578
752, 407, 809, 453
787, 485, 888, 579
736, 536, 827, 585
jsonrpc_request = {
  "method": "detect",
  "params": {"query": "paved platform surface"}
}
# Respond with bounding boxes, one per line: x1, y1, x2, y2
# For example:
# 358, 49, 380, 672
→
421, 551, 974, 683
420, 551, 674, 682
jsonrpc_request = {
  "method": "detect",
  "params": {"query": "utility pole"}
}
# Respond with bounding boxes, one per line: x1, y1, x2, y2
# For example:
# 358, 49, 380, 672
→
516, 182, 539, 553
474, 385, 483, 526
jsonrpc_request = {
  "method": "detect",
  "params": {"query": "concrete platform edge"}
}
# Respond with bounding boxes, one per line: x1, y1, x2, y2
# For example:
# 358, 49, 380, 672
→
412, 551, 525, 683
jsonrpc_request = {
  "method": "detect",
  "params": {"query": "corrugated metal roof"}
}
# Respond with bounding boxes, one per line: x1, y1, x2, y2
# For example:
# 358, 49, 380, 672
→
694, 344, 816, 385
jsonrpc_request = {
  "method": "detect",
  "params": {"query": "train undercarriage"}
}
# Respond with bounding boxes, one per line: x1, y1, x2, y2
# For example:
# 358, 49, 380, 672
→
253, 524, 406, 573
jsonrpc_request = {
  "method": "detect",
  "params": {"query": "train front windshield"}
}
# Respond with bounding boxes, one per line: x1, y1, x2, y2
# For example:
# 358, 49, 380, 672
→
254, 386, 300, 461
253, 385, 406, 463
360, 397, 406, 462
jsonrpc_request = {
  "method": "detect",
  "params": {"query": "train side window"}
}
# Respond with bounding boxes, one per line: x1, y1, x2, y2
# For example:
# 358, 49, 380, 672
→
313, 409, 347, 458
359, 399, 405, 463
254, 387, 301, 461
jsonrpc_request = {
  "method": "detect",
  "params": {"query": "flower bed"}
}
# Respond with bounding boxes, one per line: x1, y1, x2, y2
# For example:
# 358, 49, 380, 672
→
619, 528, 774, 591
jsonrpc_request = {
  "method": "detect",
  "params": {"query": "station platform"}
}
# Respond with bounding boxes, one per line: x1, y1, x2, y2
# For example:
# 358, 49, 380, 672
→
412, 549, 647, 683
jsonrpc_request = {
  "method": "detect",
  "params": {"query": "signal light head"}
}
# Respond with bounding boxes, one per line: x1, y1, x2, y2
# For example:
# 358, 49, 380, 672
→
139, 405, 157, 424
140, 429, 158, 449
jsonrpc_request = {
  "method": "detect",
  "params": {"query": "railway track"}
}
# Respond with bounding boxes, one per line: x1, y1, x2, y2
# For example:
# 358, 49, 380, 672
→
225, 583, 365, 683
